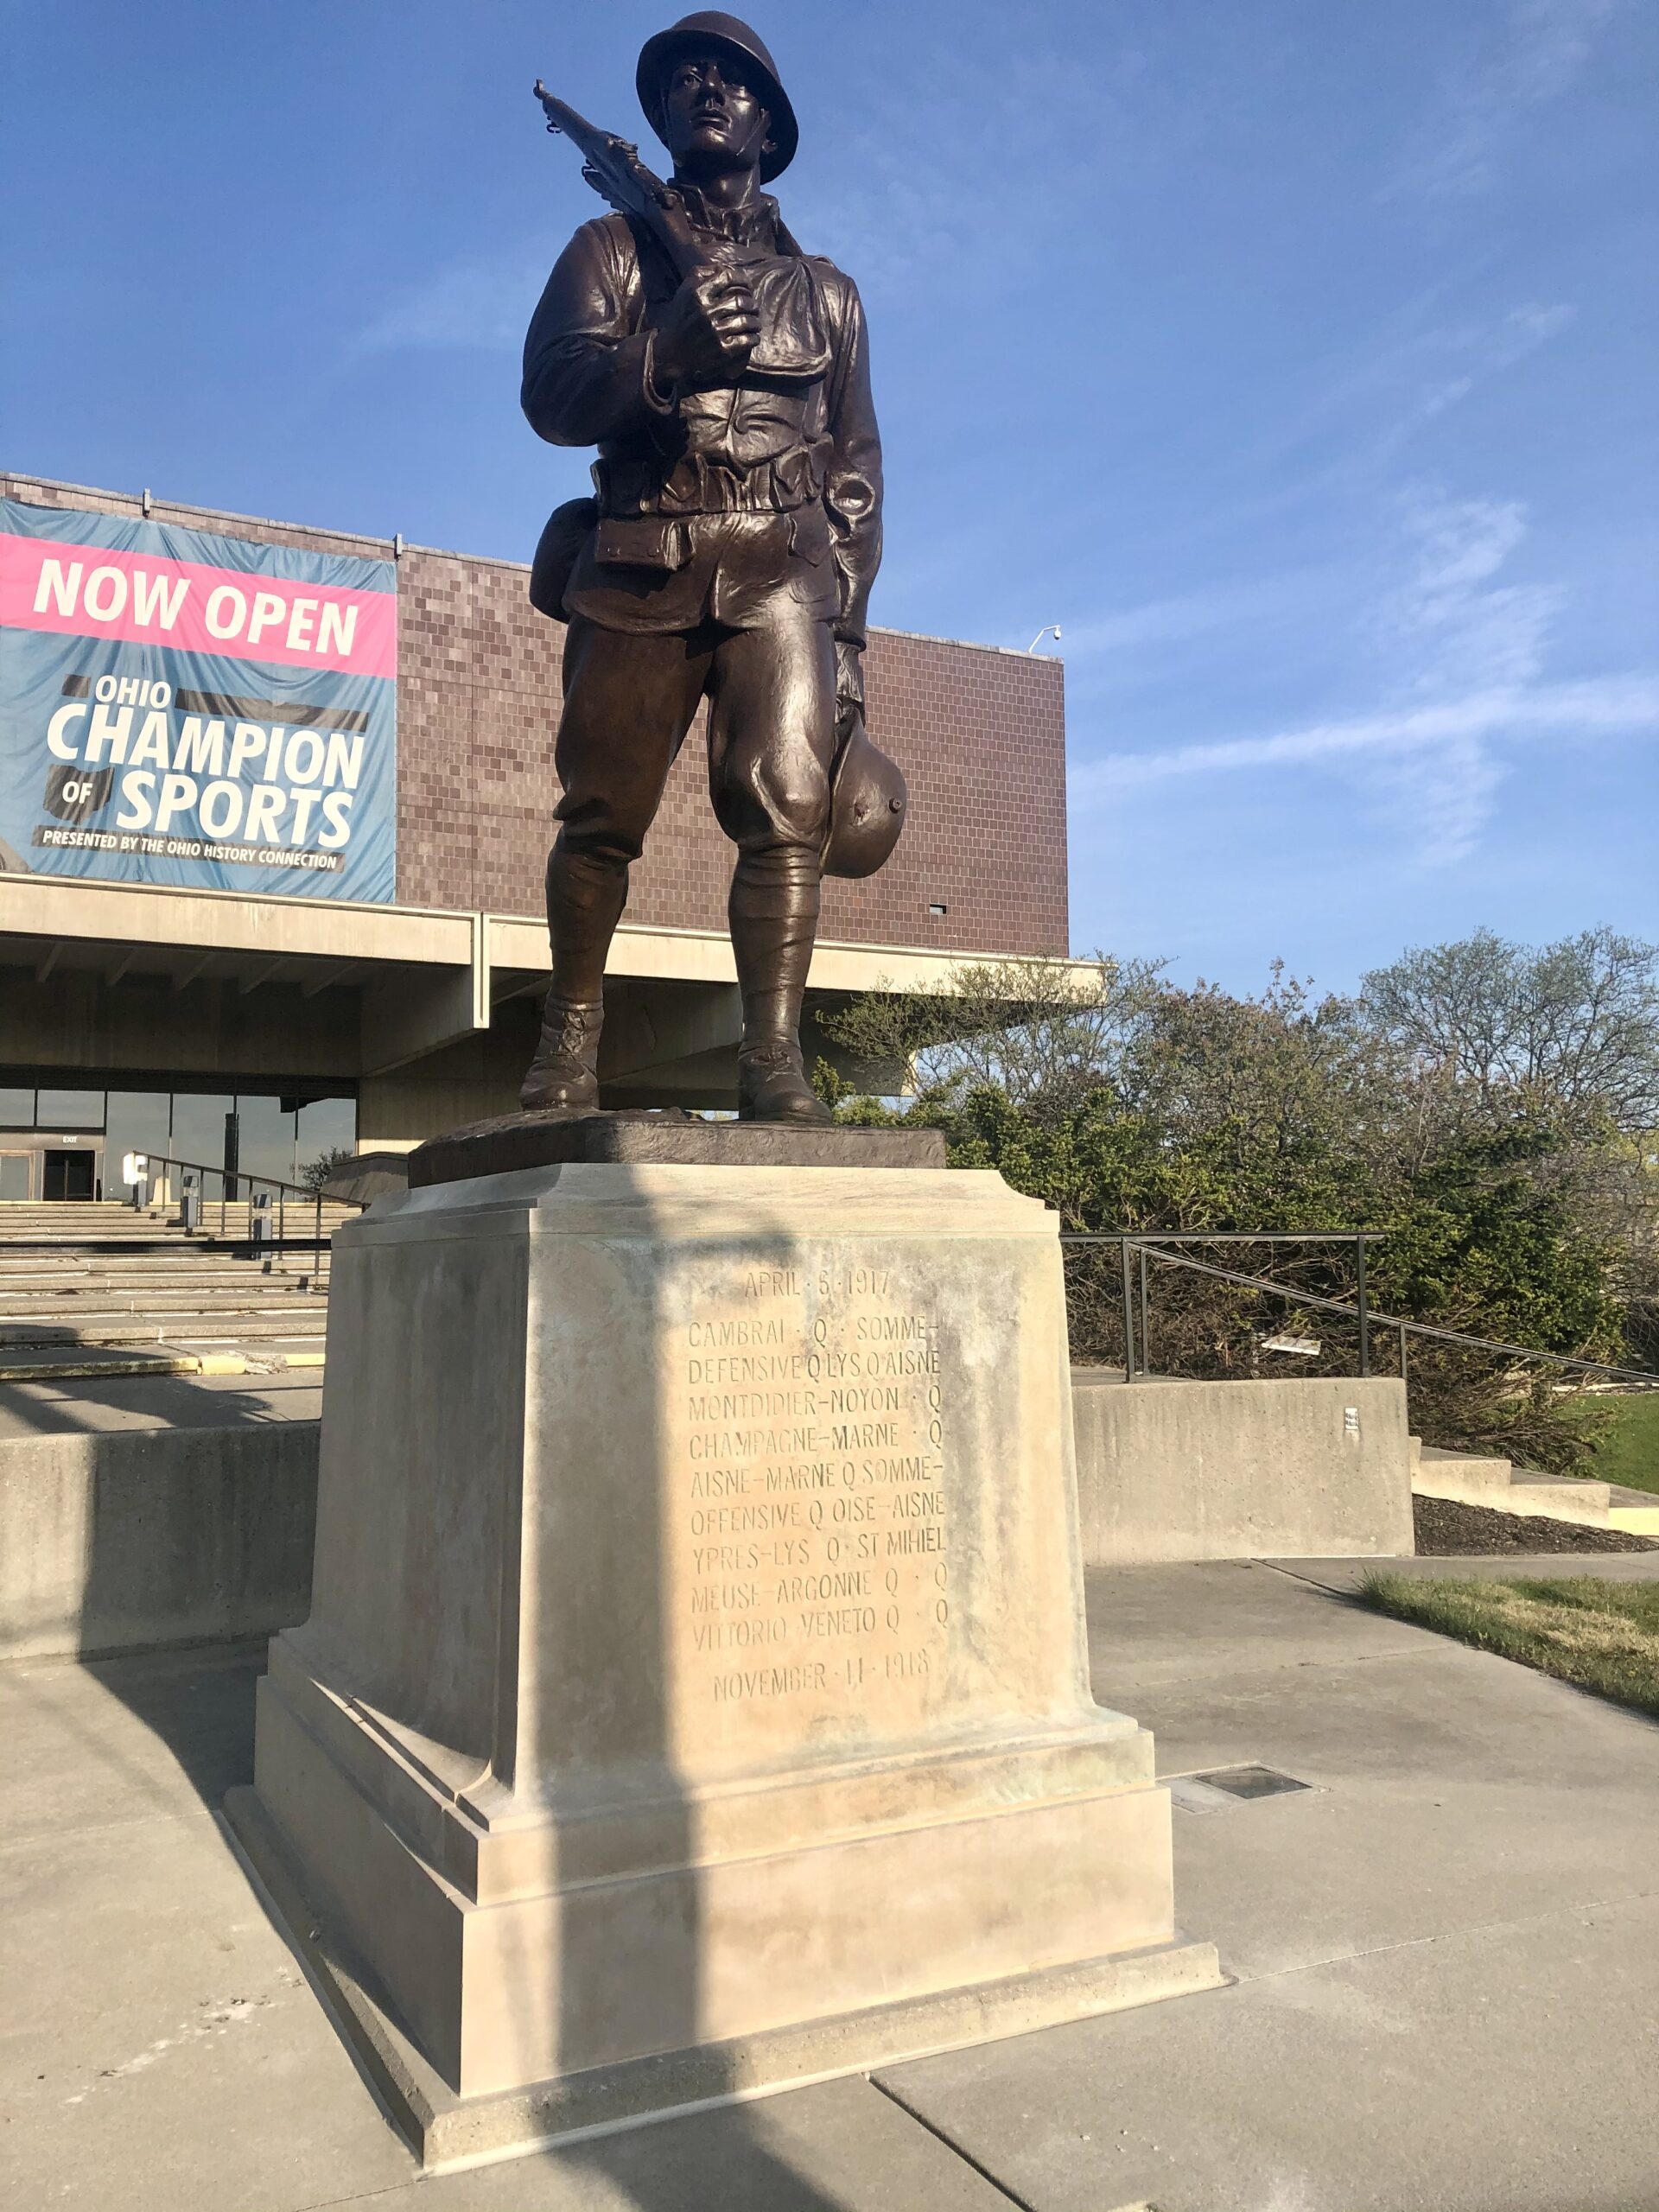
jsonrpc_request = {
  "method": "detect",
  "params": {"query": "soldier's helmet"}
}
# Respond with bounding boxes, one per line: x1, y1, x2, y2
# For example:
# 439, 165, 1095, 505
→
636, 13, 799, 182
823, 710, 907, 880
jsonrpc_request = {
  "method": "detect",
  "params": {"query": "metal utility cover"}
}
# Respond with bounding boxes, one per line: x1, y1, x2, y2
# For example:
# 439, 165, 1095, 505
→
1192, 1764, 1311, 1801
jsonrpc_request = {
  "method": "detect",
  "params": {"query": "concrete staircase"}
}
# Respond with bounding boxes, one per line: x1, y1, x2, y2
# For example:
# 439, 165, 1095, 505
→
0, 1199, 355, 1379
1410, 1435, 1659, 1538
0, 1197, 354, 1248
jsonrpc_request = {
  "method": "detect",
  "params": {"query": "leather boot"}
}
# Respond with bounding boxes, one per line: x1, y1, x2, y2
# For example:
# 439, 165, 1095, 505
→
737, 1037, 831, 1124
730, 848, 832, 1126
520, 994, 603, 1114
523, 832, 626, 1113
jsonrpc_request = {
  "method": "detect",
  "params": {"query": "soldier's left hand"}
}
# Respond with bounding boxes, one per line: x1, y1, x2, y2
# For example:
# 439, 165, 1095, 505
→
835, 640, 865, 732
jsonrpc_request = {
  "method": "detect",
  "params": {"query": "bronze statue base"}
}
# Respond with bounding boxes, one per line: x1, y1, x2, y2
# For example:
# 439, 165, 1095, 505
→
406, 1109, 945, 1187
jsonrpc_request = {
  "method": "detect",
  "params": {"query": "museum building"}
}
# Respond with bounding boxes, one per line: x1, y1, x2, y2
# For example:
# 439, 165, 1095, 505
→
0, 471, 1070, 1197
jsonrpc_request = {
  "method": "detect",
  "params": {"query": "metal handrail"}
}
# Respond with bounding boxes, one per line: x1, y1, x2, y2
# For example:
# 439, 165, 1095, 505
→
142, 1149, 363, 1274
148, 1151, 327, 1206
1060, 1231, 1387, 1378
1147, 1244, 1659, 1389
1059, 1231, 1659, 1392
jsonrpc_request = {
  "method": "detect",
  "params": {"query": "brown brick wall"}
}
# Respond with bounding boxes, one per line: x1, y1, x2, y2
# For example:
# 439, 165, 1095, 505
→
3, 474, 1070, 956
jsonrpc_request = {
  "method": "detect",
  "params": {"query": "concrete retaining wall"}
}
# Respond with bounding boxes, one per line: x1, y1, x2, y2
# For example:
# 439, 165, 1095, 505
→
0, 1422, 318, 1660
1, 1372, 1412, 1661
1071, 1372, 1414, 1564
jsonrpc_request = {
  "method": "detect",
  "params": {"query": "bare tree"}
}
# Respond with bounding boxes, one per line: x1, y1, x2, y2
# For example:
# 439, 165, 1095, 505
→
817, 952, 1167, 1116
1362, 926, 1659, 1130
1119, 964, 1403, 1173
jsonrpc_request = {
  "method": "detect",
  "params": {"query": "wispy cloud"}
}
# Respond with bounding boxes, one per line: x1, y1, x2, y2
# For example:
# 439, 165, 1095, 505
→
352, 250, 546, 354
1077, 482, 1658, 868
1376, 484, 1561, 695
1416, 302, 1574, 417
785, 24, 1118, 296
1259, 298, 1576, 481
1076, 679, 1659, 793
1389, 0, 1621, 200
1057, 574, 1325, 661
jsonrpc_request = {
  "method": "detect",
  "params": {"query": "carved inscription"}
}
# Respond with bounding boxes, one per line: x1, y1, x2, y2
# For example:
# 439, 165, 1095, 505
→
677, 1265, 951, 1713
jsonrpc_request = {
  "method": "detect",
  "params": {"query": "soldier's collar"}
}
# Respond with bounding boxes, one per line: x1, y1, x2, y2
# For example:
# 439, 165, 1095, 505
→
665, 182, 780, 248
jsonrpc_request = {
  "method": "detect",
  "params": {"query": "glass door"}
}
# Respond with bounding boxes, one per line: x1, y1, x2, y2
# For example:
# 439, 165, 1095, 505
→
42, 1151, 96, 1200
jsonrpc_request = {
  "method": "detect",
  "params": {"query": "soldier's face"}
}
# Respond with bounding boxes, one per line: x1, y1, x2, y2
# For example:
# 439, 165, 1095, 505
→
662, 53, 771, 173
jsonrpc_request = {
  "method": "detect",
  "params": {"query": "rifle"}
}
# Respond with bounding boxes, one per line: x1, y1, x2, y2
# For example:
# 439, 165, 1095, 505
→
532, 81, 706, 280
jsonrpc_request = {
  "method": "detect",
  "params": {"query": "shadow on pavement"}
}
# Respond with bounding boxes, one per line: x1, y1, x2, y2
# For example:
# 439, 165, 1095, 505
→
0, 1370, 317, 1437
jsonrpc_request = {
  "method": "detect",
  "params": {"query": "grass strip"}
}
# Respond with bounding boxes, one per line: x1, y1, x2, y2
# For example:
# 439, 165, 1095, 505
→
1359, 1573, 1659, 1722
1563, 1391, 1659, 1497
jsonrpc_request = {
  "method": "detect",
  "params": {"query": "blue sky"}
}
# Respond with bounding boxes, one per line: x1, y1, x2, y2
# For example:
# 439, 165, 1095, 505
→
3, 0, 1654, 989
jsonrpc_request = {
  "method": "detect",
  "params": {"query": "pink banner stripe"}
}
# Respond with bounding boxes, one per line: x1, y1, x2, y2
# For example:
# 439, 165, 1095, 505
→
0, 531, 397, 678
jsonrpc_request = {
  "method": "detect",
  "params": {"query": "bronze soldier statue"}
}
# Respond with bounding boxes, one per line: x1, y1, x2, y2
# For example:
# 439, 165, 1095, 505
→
519, 12, 900, 1124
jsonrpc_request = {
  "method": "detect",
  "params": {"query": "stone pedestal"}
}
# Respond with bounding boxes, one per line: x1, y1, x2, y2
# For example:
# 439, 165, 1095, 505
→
229, 1156, 1218, 2164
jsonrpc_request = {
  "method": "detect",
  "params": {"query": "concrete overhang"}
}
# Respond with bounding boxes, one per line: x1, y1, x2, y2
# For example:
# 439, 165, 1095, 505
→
0, 873, 474, 976
483, 912, 1028, 1000
2, 876, 1049, 999
0, 874, 1086, 1090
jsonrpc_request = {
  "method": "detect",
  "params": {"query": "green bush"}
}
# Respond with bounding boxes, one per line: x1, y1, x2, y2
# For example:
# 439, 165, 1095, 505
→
815, 937, 1654, 1474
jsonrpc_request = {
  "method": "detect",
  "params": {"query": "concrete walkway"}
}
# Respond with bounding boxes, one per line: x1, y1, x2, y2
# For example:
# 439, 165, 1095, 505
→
4, 1560, 1658, 2210
0, 1367, 321, 1441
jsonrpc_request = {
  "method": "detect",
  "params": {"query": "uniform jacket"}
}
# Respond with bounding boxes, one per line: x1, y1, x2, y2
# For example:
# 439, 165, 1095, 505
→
522, 191, 882, 645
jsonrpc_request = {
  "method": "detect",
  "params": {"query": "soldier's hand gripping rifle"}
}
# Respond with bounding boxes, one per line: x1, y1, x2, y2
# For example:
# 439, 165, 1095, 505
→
532, 80, 706, 280
523, 82, 725, 626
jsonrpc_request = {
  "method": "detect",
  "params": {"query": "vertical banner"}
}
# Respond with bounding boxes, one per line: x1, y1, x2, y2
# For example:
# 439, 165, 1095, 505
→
0, 498, 397, 902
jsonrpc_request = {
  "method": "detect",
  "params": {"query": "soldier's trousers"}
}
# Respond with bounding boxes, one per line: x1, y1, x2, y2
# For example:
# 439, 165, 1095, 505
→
544, 607, 838, 1041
